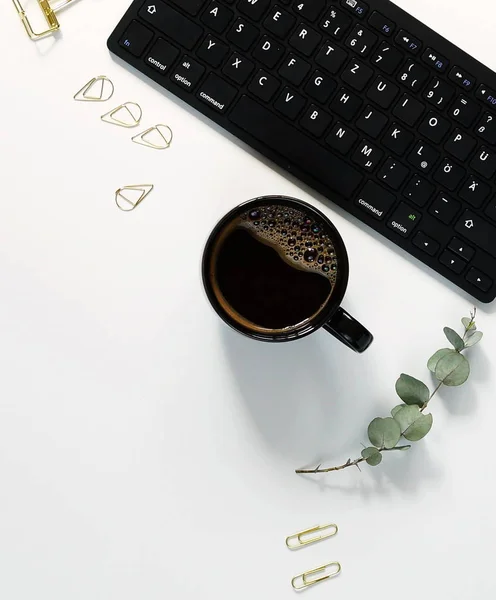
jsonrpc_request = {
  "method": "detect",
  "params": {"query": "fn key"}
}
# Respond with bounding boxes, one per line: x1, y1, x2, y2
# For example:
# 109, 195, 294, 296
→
197, 73, 237, 113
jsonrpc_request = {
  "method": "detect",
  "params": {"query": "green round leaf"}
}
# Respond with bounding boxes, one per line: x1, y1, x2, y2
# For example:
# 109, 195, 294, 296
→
395, 374, 429, 406
444, 327, 464, 351
392, 404, 421, 433
403, 413, 433, 442
427, 348, 455, 373
462, 317, 476, 331
368, 417, 401, 450
361, 447, 383, 466
391, 405, 404, 418
464, 331, 483, 347
435, 352, 470, 386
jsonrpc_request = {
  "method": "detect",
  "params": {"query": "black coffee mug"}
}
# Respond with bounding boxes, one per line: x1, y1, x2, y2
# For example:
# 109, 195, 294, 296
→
202, 196, 373, 353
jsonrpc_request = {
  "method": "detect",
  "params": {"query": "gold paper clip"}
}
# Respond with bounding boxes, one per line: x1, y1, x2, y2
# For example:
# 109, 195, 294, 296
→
291, 562, 341, 591
286, 523, 338, 550
115, 185, 154, 212
12, 0, 75, 40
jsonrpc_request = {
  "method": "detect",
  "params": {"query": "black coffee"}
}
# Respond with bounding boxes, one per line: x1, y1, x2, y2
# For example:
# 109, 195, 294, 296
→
208, 204, 339, 333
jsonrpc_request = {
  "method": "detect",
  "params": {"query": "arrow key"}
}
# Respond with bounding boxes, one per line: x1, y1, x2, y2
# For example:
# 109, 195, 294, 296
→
466, 267, 493, 293
448, 237, 475, 262
412, 231, 439, 256
439, 250, 466, 274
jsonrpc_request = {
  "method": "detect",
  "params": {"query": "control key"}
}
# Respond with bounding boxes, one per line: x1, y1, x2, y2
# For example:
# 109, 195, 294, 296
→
455, 210, 496, 258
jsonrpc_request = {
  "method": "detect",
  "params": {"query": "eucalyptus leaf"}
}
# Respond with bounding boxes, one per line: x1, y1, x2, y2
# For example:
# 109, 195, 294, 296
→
403, 413, 433, 441
464, 331, 483, 347
395, 374, 429, 406
462, 317, 476, 331
391, 405, 404, 418
427, 348, 455, 373
368, 417, 401, 449
435, 352, 470, 386
444, 327, 464, 351
392, 404, 421, 433
361, 447, 383, 466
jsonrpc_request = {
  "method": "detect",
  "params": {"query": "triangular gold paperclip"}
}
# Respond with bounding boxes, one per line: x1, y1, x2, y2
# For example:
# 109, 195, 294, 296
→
101, 103, 142, 128
115, 185, 154, 212
131, 125, 173, 150
74, 76, 115, 102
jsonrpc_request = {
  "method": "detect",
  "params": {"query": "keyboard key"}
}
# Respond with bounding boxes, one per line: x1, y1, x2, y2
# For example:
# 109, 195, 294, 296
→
170, 55, 205, 90
355, 180, 396, 220
382, 122, 414, 156
278, 54, 311, 85
412, 231, 439, 256
395, 30, 422, 54
444, 129, 477, 162
145, 38, 179, 74
421, 48, 448, 72
253, 35, 284, 68
476, 113, 496, 144
320, 7, 352, 39
418, 112, 451, 143
248, 69, 280, 101
222, 52, 254, 84
476, 85, 496, 110
331, 88, 362, 120
352, 140, 383, 171
459, 176, 491, 208
274, 87, 306, 120
119, 20, 153, 57
238, 0, 270, 20
449, 95, 479, 127
229, 95, 363, 198
455, 210, 496, 258
429, 193, 460, 225
170, 0, 206, 15
139, 1, 203, 50
342, 59, 373, 91
387, 202, 421, 237
305, 70, 336, 103
448, 237, 475, 262
264, 6, 295, 38
377, 157, 409, 190
197, 35, 229, 67
466, 267, 493, 292
408, 141, 439, 173
292, 0, 326, 21
403, 175, 434, 207
368, 11, 395, 37
356, 106, 388, 138
393, 94, 424, 126
201, 1, 233, 33
227, 19, 258, 50
196, 73, 237, 112
372, 42, 403, 75
300, 104, 332, 137
485, 198, 496, 223
439, 250, 465, 274
433, 159, 465, 191
397, 60, 429, 91
289, 24, 322, 56
366, 76, 399, 109
423, 77, 454, 110
449, 66, 476, 90
326, 122, 358, 153
345, 25, 377, 57
341, 0, 369, 19
315, 42, 348, 73
470, 147, 496, 179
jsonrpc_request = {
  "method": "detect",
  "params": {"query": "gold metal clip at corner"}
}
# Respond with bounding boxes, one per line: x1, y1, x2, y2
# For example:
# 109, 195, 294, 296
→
286, 523, 338, 550
12, 0, 75, 40
291, 562, 341, 591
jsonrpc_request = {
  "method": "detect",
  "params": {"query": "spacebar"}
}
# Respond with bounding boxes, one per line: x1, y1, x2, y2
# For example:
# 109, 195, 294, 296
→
228, 95, 362, 200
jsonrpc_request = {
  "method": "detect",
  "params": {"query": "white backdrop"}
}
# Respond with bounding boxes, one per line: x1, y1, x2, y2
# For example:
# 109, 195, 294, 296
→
0, 1, 495, 598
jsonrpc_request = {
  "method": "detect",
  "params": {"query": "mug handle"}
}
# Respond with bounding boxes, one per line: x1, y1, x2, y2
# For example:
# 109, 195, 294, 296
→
322, 307, 373, 353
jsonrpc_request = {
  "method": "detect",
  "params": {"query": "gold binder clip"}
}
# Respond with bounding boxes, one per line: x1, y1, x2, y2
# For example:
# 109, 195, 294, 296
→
286, 523, 338, 550
132, 125, 173, 150
291, 562, 341, 591
12, 0, 74, 40
101, 103, 142, 128
115, 185, 154, 212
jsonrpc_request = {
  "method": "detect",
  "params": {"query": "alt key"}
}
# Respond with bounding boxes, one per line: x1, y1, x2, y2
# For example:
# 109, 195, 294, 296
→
387, 202, 421, 237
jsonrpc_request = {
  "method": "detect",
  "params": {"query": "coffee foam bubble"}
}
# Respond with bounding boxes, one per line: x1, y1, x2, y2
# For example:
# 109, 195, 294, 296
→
238, 204, 339, 287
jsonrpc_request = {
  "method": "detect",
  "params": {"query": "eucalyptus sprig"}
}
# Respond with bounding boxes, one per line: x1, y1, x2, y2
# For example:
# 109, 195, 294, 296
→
296, 309, 483, 475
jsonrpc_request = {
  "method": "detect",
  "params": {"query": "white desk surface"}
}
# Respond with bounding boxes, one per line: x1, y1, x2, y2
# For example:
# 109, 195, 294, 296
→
1, 1, 495, 598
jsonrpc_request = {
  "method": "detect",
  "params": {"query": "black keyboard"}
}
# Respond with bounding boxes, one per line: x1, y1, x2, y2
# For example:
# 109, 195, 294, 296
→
108, 0, 496, 302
